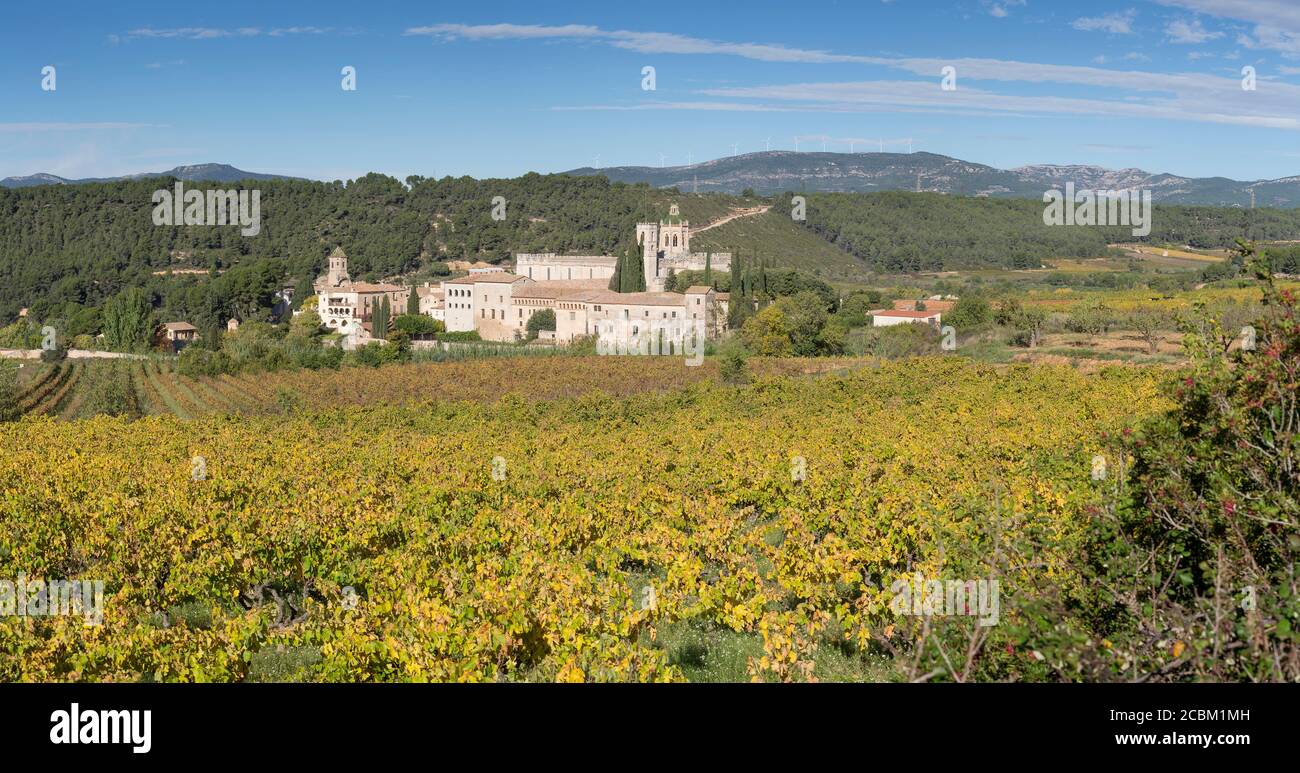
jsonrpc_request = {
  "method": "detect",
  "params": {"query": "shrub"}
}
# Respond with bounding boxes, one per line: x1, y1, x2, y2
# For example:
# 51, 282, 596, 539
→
526, 309, 556, 340
393, 314, 443, 337
177, 346, 233, 378
718, 340, 749, 385
944, 295, 993, 330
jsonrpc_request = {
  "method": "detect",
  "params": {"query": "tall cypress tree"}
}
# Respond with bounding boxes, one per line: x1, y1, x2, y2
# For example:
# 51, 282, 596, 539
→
608, 249, 623, 292
407, 284, 420, 315
372, 295, 391, 339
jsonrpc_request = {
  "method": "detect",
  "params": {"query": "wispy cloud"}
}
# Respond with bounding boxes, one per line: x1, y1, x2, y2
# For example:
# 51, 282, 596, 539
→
1165, 18, 1225, 44
0, 122, 157, 132
122, 26, 329, 40
417, 22, 1300, 131
1073, 10, 1138, 34
1157, 1, 1300, 54
984, 0, 1027, 19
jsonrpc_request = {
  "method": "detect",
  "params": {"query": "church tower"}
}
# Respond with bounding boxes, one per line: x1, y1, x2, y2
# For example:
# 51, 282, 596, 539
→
637, 221, 661, 291
326, 246, 350, 288
658, 203, 690, 259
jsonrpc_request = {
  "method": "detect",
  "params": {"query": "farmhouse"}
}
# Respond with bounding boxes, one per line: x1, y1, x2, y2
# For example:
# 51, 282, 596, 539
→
871, 309, 943, 328
161, 321, 199, 352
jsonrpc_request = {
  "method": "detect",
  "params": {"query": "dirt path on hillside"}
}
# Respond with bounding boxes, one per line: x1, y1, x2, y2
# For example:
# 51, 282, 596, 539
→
691, 205, 772, 234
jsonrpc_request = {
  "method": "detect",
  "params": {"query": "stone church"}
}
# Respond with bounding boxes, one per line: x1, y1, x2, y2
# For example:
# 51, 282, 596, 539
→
515, 204, 729, 292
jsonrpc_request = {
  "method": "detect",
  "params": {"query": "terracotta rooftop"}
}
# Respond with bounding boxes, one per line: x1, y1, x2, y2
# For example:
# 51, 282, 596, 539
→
513, 279, 611, 299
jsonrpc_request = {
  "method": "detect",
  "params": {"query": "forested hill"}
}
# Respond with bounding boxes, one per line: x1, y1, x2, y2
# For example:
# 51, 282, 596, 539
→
5, 170, 1300, 327
771, 192, 1300, 272
0, 173, 750, 322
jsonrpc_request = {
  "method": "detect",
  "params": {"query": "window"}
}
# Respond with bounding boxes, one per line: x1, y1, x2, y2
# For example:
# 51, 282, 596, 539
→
569, 311, 576, 321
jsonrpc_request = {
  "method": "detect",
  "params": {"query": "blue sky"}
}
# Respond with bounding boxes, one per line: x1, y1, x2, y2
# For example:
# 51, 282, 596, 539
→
2, 0, 1299, 182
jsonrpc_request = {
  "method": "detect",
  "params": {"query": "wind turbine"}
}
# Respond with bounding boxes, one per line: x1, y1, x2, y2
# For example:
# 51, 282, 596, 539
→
907, 138, 914, 154
659, 153, 667, 168
593, 154, 601, 168
731, 142, 739, 156
794, 136, 801, 152
849, 140, 857, 153
879, 138, 884, 153
687, 151, 693, 166
821, 138, 827, 152
765, 137, 771, 152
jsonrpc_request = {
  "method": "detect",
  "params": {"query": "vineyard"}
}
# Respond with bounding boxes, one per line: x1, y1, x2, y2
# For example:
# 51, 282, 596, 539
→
0, 357, 1171, 682
6, 356, 862, 419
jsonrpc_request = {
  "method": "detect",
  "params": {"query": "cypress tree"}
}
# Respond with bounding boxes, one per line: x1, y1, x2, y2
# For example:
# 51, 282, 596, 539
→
407, 284, 420, 315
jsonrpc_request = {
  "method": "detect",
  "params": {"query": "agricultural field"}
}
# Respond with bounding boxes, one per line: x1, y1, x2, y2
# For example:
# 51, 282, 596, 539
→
4, 356, 863, 420
0, 357, 1170, 682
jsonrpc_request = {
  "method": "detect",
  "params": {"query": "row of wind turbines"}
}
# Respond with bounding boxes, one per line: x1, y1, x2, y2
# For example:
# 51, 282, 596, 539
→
591, 136, 918, 170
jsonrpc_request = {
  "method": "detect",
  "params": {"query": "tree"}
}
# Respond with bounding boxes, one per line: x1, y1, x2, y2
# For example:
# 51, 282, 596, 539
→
393, 314, 443, 336
372, 296, 391, 340
1128, 309, 1168, 354
407, 285, 420, 315
945, 295, 993, 330
526, 308, 556, 339
101, 288, 154, 352
740, 305, 793, 356
774, 291, 829, 356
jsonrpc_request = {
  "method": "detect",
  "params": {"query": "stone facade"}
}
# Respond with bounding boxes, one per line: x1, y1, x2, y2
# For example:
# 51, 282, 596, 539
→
313, 247, 410, 347
514, 203, 729, 293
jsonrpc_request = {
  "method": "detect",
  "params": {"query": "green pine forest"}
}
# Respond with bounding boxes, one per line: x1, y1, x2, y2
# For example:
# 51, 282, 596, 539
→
4, 171, 1300, 334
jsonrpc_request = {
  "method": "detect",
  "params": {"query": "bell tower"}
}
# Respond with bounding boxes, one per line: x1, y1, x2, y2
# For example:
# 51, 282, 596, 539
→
637, 222, 661, 290
326, 246, 350, 287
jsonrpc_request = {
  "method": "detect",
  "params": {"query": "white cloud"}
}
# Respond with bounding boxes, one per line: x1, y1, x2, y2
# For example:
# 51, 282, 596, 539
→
1073, 10, 1138, 34
1166, 18, 1225, 43
416, 22, 1300, 131
1158, 1, 1300, 54
984, 0, 1027, 19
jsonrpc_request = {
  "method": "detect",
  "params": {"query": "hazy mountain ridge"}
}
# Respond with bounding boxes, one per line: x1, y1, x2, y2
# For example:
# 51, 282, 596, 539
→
566, 151, 1300, 208
0, 163, 302, 188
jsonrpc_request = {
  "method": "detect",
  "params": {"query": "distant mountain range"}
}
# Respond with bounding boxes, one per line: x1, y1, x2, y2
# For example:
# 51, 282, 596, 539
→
0, 163, 301, 188
565, 151, 1300, 208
